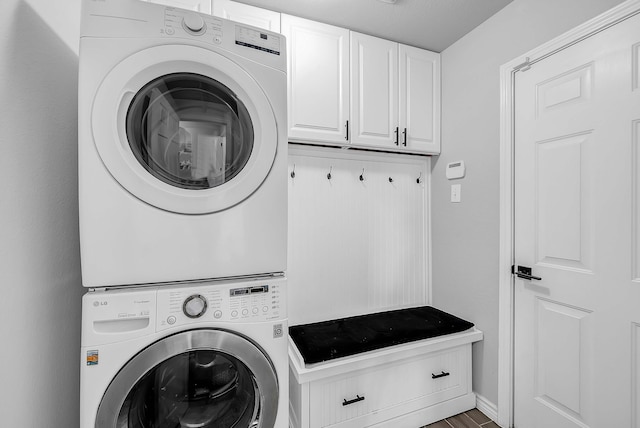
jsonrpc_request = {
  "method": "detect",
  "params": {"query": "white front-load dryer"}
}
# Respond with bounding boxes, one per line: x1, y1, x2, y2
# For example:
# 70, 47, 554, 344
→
80, 277, 288, 428
78, 0, 287, 287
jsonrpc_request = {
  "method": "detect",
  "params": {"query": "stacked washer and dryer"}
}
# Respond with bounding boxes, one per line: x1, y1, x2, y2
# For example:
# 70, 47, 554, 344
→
78, 1, 288, 427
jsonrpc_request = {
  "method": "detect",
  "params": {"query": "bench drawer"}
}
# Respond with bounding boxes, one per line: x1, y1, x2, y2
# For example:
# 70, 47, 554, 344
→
309, 346, 470, 428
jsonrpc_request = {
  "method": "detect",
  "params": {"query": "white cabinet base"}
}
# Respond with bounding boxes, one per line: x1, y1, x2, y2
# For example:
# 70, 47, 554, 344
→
289, 328, 483, 428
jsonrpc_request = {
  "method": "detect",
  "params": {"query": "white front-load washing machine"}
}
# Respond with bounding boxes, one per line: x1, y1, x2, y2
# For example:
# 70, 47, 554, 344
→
78, 0, 287, 287
80, 277, 288, 428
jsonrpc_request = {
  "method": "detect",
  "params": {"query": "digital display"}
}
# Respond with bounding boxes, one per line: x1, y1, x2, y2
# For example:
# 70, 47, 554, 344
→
235, 26, 281, 55
230, 285, 269, 297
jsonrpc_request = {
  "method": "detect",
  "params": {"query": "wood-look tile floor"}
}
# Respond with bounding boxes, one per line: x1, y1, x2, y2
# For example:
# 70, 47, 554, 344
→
421, 408, 501, 428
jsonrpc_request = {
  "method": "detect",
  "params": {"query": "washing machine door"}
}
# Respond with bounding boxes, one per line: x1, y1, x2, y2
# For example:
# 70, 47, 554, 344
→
95, 330, 279, 428
92, 44, 280, 214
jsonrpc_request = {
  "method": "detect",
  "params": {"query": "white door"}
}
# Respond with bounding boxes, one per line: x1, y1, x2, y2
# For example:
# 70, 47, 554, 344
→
281, 15, 350, 144
350, 32, 399, 149
514, 12, 640, 428
212, 0, 281, 32
398, 44, 440, 154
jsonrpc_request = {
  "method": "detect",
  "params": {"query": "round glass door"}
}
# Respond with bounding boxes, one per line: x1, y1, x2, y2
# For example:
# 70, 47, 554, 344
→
119, 350, 257, 427
126, 73, 254, 191
91, 45, 279, 214
96, 330, 279, 428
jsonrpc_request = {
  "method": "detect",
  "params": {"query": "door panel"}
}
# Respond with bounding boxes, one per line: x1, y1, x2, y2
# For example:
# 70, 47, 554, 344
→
282, 15, 350, 144
535, 131, 593, 272
399, 44, 440, 153
350, 32, 398, 148
514, 11, 640, 428
535, 298, 591, 417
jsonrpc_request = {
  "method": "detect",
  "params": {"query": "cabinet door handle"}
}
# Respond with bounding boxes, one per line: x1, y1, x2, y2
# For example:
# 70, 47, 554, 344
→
402, 128, 407, 146
432, 371, 450, 379
345, 120, 349, 141
342, 395, 365, 406
394, 127, 399, 145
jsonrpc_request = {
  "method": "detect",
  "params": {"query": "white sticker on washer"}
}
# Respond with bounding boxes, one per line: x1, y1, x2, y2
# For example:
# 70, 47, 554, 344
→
273, 324, 284, 338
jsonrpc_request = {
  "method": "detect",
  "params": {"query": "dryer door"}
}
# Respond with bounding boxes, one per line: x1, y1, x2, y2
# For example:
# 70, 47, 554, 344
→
92, 44, 279, 214
95, 329, 279, 427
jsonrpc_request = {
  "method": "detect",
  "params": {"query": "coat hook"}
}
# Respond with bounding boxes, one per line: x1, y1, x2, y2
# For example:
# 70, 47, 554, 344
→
388, 177, 393, 183
327, 166, 332, 180
290, 164, 296, 179
359, 168, 365, 181
416, 172, 422, 184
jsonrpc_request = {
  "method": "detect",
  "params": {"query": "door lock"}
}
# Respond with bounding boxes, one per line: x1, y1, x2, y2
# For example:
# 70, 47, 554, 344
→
513, 265, 542, 281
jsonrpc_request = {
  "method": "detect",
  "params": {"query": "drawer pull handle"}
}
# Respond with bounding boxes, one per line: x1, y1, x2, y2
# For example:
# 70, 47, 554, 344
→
342, 395, 365, 406
432, 371, 450, 379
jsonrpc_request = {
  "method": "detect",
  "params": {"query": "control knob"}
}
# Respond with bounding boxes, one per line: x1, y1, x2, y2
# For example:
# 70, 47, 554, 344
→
183, 294, 207, 318
182, 13, 205, 34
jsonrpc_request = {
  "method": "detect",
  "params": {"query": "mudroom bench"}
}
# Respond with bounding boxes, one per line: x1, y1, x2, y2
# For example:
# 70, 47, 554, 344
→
288, 307, 483, 428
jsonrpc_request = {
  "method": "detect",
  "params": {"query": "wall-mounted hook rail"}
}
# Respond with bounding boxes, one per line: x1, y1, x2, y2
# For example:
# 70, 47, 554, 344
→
327, 166, 333, 180
359, 169, 365, 182
290, 164, 296, 179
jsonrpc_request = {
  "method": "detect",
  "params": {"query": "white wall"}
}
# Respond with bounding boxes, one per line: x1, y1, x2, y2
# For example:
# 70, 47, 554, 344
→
288, 147, 429, 326
0, 0, 83, 425
432, 0, 625, 406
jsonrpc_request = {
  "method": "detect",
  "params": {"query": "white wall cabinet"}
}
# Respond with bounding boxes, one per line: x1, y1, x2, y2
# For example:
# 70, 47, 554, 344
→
212, 0, 280, 32
283, 21, 440, 154
399, 45, 440, 153
349, 32, 399, 149
281, 15, 350, 145
350, 32, 440, 154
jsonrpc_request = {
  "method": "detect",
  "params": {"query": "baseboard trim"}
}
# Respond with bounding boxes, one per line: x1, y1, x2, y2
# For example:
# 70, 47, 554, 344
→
476, 393, 498, 423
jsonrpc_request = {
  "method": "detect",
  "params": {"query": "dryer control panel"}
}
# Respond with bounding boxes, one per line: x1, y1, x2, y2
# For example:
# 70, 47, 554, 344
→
156, 277, 286, 331
162, 8, 283, 58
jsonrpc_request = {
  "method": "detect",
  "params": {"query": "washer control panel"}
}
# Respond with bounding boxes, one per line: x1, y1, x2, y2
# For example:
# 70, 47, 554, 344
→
157, 277, 285, 331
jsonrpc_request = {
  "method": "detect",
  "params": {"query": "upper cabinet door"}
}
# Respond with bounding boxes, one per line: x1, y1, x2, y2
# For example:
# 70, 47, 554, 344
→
399, 45, 440, 154
212, 0, 280, 32
350, 32, 399, 149
282, 15, 350, 145
141, 0, 211, 13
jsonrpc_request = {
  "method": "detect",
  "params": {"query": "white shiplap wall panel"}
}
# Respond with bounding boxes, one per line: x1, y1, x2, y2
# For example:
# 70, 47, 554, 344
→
288, 146, 429, 325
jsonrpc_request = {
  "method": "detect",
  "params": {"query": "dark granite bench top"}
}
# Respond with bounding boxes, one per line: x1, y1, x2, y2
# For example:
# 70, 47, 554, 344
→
289, 306, 475, 365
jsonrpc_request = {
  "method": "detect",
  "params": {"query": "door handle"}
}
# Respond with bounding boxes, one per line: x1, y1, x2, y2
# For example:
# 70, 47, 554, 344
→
394, 127, 399, 145
345, 120, 349, 141
402, 128, 407, 146
342, 395, 365, 406
432, 371, 450, 379
513, 265, 542, 281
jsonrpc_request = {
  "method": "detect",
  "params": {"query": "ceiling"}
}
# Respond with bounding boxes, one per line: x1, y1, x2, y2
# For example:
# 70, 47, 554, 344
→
231, 0, 514, 52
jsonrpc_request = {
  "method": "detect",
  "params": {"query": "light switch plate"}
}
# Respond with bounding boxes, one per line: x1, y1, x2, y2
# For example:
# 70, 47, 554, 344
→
451, 184, 461, 203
